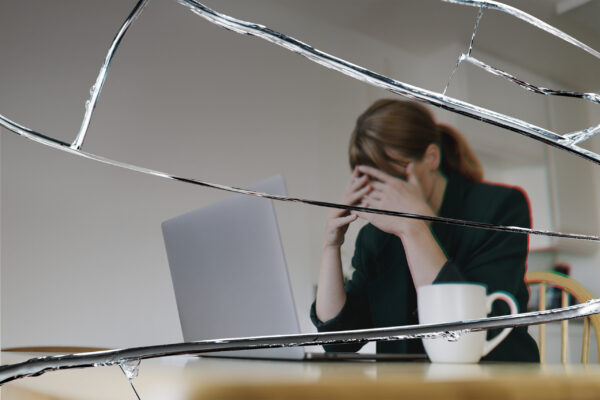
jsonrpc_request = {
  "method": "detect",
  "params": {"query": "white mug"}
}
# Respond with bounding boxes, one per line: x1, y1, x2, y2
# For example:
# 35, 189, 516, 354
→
417, 283, 518, 363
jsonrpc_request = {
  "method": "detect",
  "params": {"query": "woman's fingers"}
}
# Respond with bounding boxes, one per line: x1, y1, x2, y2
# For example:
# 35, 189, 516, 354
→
357, 165, 390, 183
328, 206, 348, 219
346, 183, 371, 203
329, 183, 370, 219
347, 167, 362, 185
346, 168, 359, 190
351, 199, 372, 218
369, 180, 388, 192
366, 192, 383, 202
349, 173, 369, 192
331, 214, 357, 229
324, 213, 358, 247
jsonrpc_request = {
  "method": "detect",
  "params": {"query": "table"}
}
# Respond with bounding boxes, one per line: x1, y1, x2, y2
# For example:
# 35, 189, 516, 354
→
2, 352, 600, 400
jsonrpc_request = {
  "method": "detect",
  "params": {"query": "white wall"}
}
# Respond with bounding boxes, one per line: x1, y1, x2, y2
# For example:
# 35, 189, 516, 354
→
0, 0, 424, 348
1, 0, 599, 351
556, 100, 600, 289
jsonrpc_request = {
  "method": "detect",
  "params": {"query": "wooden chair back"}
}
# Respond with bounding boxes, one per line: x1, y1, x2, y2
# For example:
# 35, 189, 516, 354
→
525, 271, 600, 363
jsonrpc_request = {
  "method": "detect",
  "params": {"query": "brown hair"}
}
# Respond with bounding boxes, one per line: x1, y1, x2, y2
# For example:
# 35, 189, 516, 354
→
348, 99, 483, 182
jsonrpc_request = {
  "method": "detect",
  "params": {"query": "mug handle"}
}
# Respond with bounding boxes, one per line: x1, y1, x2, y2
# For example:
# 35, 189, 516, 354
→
482, 291, 519, 357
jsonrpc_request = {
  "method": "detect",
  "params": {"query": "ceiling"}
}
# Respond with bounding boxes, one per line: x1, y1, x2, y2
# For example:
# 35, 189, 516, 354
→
275, 0, 600, 91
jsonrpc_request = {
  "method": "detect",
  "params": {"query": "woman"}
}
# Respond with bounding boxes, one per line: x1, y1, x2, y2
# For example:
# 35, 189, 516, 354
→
311, 99, 539, 362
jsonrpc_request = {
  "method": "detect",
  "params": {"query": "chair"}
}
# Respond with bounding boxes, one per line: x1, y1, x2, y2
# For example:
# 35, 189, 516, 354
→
525, 271, 600, 364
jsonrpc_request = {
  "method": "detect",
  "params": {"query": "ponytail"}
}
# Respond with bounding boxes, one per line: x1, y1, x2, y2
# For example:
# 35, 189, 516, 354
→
438, 123, 483, 183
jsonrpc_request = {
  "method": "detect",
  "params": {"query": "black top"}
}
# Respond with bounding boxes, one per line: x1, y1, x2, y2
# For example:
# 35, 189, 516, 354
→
310, 171, 540, 362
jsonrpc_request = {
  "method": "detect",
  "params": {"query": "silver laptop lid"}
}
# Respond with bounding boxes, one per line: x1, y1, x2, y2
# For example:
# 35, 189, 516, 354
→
162, 175, 304, 359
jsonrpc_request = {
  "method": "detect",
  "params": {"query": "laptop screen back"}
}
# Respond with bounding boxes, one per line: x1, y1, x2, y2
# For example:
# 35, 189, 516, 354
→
162, 175, 304, 359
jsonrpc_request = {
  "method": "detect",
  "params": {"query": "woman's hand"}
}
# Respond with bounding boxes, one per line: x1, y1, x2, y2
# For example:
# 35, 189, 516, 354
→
318, 168, 369, 321
352, 164, 434, 237
323, 168, 371, 248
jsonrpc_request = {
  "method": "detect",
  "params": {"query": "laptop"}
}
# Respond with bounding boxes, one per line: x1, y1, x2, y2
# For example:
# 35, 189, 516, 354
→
162, 175, 309, 359
162, 175, 427, 361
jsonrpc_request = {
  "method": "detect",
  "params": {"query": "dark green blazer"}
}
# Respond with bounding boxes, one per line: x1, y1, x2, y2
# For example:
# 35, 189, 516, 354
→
311, 171, 540, 362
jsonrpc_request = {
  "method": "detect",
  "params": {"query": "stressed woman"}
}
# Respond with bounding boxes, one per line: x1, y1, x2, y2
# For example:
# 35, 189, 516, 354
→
311, 99, 539, 362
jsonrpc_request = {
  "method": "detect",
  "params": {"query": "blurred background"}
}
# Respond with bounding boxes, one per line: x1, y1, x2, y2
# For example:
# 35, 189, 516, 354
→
1, 0, 599, 362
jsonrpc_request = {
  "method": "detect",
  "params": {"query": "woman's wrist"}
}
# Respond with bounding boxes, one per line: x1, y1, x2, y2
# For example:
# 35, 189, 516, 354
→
399, 222, 447, 287
394, 219, 430, 239
322, 242, 342, 253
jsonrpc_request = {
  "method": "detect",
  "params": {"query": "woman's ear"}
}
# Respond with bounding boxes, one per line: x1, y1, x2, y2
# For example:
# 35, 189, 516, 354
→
425, 143, 441, 170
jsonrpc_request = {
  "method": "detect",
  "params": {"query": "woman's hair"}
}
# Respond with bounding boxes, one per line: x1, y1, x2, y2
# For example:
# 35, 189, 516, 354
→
348, 99, 483, 182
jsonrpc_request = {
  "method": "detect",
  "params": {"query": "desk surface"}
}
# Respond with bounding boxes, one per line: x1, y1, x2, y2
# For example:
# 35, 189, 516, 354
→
2, 352, 600, 400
